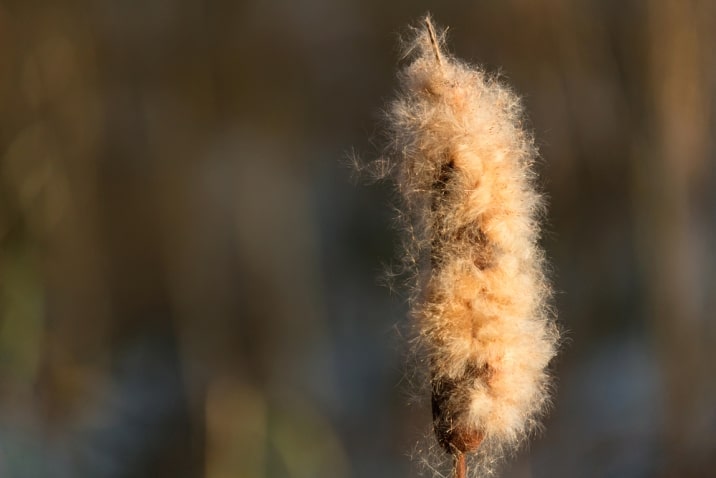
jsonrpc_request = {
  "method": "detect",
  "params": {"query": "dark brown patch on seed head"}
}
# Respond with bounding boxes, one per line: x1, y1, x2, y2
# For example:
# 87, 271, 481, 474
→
431, 361, 488, 455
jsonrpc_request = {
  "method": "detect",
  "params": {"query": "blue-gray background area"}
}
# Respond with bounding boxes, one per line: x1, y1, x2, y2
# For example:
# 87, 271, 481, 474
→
0, 1, 714, 477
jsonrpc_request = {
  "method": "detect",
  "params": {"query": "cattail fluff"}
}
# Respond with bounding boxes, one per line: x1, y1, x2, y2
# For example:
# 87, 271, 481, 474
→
381, 17, 559, 475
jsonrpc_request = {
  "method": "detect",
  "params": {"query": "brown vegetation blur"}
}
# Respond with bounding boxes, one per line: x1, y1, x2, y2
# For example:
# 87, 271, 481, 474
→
0, 1, 714, 477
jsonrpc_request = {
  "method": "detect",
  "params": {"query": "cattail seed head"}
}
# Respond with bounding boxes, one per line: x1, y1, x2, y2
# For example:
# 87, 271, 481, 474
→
379, 16, 560, 473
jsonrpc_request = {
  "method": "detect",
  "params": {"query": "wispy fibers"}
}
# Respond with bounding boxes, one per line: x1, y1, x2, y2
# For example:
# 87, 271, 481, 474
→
375, 16, 560, 477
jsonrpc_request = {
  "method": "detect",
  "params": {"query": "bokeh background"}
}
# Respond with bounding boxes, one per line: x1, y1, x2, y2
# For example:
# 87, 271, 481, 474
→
1, 1, 715, 477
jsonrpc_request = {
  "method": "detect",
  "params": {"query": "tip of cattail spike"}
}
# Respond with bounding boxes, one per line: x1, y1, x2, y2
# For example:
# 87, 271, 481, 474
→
423, 16, 443, 67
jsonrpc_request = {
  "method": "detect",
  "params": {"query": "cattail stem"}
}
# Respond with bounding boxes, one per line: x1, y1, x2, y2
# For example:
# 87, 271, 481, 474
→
454, 453, 467, 478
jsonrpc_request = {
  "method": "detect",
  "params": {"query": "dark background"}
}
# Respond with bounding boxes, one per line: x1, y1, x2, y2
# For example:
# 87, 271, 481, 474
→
0, 1, 714, 477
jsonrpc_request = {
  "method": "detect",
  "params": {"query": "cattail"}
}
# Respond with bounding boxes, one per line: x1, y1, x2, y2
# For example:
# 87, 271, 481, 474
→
378, 17, 559, 476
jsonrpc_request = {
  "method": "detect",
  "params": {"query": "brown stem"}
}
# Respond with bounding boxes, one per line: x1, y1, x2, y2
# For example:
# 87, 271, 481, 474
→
454, 452, 467, 478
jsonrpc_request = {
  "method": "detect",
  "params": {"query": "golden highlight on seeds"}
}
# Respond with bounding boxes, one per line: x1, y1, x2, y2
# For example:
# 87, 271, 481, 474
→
381, 17, 559, 476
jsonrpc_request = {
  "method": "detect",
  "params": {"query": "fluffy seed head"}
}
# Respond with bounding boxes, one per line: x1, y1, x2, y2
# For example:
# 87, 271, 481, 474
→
380, 16, 559, 472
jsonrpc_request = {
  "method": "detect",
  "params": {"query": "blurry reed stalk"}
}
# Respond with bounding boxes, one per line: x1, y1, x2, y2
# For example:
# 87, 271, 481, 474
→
378, 16, 559, 476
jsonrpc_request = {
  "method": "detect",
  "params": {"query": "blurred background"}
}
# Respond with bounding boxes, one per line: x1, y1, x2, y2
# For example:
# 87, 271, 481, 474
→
0, 1, 715, 477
